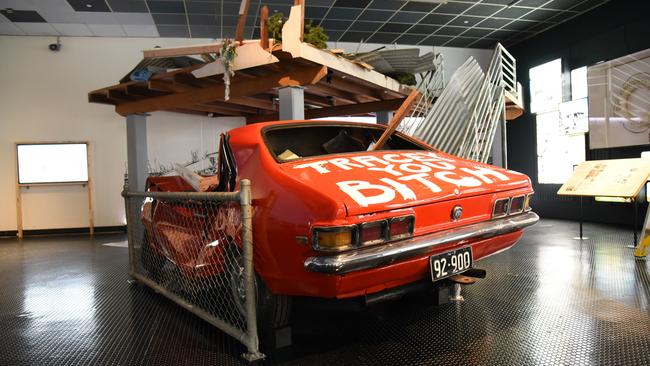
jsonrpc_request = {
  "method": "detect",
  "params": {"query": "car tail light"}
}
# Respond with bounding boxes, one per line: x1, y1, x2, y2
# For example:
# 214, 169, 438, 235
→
312, 226, 357, 252
509, 196, 525, 214
493, 198, 510, 218
389, 216, 414, 240
359, 220, 388, 246
524, 193, 533, 211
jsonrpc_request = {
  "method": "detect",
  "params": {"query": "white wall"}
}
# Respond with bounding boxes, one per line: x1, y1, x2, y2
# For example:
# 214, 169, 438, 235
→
0, 36, 492, 232
0, 36, 244, 231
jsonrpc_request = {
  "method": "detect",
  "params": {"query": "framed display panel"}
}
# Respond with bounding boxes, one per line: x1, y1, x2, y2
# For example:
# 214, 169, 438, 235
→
17, 143, 89, 184
14, 142, 94, 238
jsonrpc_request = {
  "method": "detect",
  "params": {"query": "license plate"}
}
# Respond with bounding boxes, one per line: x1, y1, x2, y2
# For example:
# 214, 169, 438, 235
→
429, 247, 473, 281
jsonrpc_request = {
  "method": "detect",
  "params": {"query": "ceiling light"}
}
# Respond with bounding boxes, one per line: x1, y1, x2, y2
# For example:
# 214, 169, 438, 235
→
86, 4, 93, 8
463, 20, 469, 24
5, 8, 13, 14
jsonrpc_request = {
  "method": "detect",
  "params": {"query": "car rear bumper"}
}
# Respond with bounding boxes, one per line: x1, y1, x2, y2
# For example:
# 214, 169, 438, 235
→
304, 212, 539, 275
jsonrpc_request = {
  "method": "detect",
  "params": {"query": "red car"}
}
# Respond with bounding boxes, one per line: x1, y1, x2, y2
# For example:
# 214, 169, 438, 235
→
142, 120, 538, 328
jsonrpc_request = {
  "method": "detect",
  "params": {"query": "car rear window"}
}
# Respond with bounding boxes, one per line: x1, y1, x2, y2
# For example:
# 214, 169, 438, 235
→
263, 123, 427, 162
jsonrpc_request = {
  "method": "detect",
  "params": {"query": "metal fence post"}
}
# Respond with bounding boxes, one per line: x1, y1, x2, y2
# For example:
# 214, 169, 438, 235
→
239, 179, 264, 361
122, 186, 136, 276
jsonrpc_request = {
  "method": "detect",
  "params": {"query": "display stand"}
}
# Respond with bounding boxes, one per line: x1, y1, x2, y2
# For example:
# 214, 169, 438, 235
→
573, 196, 589, 240
15, 142, 94, 239
558, 158, 650, 251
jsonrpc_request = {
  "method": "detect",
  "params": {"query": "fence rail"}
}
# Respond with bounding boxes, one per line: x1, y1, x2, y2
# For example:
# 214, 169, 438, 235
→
122, 179, 264, 361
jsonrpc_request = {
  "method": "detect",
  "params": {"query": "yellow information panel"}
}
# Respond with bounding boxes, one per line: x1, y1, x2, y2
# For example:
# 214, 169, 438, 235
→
557, 158, 650, 198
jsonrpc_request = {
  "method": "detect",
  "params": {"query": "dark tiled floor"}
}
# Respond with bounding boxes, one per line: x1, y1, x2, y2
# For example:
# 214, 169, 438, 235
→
1, 219, 650, 366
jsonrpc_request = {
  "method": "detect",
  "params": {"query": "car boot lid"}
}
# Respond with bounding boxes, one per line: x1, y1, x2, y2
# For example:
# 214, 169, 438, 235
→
280, 150, 530, 216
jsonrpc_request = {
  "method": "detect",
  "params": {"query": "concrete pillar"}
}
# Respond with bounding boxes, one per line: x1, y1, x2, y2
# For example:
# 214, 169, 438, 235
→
126, 114, 148, 191
278, 86, 305, 120
376, 111, 393, 125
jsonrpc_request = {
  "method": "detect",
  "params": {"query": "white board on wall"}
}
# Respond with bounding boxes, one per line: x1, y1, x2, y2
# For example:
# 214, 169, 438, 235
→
17, 143, 89, 184
588, 47, 650, 149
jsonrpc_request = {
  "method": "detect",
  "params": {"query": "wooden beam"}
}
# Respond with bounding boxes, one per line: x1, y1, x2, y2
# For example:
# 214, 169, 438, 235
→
173, 73, 213, 88
306, 83, 361, 104
228, 96, 276, 111
203, 101, 259, 114
235, 0, 251, 44
372, 89, 420, 150
143, 44, 221, 58
125, 85, 167, 98
187, 104, 243, 116
88, 93, 116, 105
260, 6, 269, 50
116, 65, 328, 116
247, 98, 406, 124
149, 80, 275, 111
329, 76, 382, 101
107, 89, 135, 102
148, 79, 193, 93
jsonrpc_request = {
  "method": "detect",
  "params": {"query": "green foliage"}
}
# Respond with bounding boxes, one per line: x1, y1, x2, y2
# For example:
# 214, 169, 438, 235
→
267, 12, 328, 49
304, 21, 328, 49
220, 39, 237, 70
268, 12, 285, 42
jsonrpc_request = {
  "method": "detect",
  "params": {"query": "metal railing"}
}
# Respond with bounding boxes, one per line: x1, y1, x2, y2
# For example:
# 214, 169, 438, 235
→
122, 179, 264, 362
408, 43, 519, 164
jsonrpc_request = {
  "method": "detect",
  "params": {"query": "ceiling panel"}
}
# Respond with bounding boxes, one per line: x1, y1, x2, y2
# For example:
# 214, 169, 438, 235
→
146, 1, 185, 14
420, 13, 455, 25
16, 22, 59, 35
357, 9, 393, 22
106, 0, 148, 13
464, 4, 502, 16
123, 24, 158, 36
0, 0, 612, 49
66, 0, 111, 13
422, 34, 454, 46
0, 21, 24, 34
334, 0, 371, 9
152, 13, 187, 25
113, 12, 154, 25
0, 10, 46, 22
391, 11, 426, 24
327, 7, 361, 20
367, 0, 405, 11
51, 22, 93, 36
185, 1, 219, 14
154, 24, 188, 37
339, 30, 373, 42
367, 32, 399, 44
87, 23, 124, 36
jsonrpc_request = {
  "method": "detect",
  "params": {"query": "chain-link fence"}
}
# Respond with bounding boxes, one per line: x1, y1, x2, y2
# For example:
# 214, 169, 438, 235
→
122, 179, 264, 361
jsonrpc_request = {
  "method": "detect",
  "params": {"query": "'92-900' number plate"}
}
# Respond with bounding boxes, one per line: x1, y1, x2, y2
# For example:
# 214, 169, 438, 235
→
429, 247, 473, 281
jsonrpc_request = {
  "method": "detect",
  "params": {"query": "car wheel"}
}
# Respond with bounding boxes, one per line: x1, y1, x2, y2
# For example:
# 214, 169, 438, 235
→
228, 250, 292, 330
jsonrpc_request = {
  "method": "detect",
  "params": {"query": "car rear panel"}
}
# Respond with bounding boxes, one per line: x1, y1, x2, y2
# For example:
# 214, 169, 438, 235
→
279, 150, 530, 217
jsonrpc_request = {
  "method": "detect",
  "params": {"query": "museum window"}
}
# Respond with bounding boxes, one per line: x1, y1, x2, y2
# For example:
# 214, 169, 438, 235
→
530, 59, 588, 184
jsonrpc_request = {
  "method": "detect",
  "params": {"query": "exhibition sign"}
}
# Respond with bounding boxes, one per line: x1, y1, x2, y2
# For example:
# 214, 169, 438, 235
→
557, 158, 650, 198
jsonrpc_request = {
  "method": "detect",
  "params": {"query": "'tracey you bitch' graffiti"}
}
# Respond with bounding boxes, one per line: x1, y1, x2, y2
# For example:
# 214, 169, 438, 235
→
293, 151, 515, 207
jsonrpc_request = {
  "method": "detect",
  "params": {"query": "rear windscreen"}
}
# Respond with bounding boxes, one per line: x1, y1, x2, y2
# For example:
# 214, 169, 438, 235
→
263, 124, 427, 162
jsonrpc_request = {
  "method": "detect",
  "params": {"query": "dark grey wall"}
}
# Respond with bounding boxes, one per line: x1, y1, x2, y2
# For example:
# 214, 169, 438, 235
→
508, 0, 650, 227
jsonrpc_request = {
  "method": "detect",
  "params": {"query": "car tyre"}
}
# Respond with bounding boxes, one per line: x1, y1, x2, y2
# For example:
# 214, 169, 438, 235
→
228, 249, 292, 330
